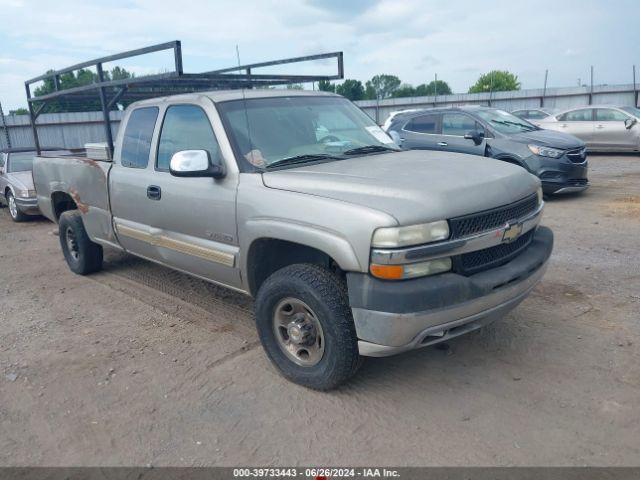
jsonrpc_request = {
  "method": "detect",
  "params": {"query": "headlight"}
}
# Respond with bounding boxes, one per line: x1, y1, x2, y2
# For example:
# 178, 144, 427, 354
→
528, 144, 563, 158
18, 190, 35, 198
372, 220, 449, 248
370, 257, 452, 280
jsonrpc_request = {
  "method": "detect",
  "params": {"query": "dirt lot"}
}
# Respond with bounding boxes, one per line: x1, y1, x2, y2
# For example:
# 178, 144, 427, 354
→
1, 155, 639, 466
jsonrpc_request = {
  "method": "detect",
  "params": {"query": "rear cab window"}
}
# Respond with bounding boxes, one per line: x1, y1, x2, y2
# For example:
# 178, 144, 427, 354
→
121, 107, 159, 168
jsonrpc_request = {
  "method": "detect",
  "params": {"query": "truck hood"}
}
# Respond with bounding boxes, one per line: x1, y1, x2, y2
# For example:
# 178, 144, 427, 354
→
509, 128, 585, 149
5, 171, 35, 191
262, 150, 540, 225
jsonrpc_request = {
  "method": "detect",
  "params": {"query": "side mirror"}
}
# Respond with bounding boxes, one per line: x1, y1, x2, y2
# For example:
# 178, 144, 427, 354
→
624, 118, 637, 129
169, 150, 225, 179
464, 131, 484, 145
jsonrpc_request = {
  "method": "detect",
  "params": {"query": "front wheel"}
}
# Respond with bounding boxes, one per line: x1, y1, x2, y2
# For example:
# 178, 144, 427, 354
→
58, 210, 103, 275
6, 192, 27, 222
255, 264, 361, 390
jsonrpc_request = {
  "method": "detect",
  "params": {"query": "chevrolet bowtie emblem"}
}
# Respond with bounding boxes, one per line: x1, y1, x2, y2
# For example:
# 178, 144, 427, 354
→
502, 222, 523, 243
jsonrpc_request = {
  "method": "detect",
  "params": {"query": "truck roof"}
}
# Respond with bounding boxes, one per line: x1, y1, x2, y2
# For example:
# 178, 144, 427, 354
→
129, 88, 341, 108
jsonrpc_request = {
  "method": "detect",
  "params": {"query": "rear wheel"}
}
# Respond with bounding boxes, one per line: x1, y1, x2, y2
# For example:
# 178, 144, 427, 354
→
58, 210, 103, 275
255, 264, 361, 390
6, 191, 27, 222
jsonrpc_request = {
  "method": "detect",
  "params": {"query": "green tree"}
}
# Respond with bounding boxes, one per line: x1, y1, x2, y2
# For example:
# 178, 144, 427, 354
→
9, 108, 29, 115
335, 79, 365, 101
468, 70, 520, 93
416, 80, 452, 96
317, 79, 335, 93
365, 74, 401, 100
33, 67, 135, 112
391, 84, 416, 98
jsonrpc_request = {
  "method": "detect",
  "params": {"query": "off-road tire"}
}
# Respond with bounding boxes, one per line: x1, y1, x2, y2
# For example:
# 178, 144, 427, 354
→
255, 263, 361, 390
6, 191, 28, 222
58, 210, 103, 275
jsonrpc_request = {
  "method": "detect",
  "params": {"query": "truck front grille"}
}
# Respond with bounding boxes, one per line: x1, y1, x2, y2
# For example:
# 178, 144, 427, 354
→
448, 193, 538, 239
454, 229, 535, 275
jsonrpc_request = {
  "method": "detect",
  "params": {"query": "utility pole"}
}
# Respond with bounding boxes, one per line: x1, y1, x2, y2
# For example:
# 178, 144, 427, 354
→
433, 73, 438, 107
541, 69, 548, 108
634, 65, 638, 108
589, 65, 594, 105
488, 71, 494, 107
0, 99, 11, 149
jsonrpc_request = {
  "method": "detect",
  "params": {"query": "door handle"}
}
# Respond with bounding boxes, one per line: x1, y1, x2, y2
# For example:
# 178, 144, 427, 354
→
560, 124, 568, 128
147, 185, 161, 200
437, 142, 448, 146
596, 125, 604, 129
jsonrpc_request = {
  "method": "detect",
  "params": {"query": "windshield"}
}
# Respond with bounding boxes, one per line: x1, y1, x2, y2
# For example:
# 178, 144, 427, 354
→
217, 96, 400, 169
476, 109, 539, 134
621, 106, 640, 118
7, 152, 35, 172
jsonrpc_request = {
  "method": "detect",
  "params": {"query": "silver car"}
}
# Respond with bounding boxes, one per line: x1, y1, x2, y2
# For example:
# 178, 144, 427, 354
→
537, 105, 640, 152
0, 148, 68, 221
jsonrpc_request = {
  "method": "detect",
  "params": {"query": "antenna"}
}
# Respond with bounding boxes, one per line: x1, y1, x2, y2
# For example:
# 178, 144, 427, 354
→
236, 45, 256, 167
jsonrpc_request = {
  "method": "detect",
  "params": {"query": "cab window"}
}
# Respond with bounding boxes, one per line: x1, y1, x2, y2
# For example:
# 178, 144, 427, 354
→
404, 114, 439, 134
121, 107, 159, 169
157, 105, 221, 171
558, 109, 593, 122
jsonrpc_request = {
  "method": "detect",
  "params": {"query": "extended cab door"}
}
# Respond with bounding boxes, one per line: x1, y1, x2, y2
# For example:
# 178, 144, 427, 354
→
110, 106, 161, 260
142, 100, 241, 289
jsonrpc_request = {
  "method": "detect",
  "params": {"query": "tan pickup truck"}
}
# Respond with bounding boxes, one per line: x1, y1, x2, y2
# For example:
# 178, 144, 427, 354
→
33, 89, 553, 389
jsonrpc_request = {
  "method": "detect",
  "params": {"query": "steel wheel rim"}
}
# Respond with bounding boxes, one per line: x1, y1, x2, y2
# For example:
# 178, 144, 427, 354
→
273, 297, 325, 367
65, 226, 80, 260
8, 195, 18, 218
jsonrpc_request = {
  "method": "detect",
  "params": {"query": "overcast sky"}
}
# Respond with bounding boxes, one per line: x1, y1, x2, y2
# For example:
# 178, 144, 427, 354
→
1, 0, 638, 110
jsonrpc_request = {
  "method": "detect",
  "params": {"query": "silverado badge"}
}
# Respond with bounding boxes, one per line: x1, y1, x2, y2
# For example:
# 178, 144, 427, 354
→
502, 222, 523, 243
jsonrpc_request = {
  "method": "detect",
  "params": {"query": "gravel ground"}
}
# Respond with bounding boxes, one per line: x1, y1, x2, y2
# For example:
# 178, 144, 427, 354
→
0, 154, 639, 466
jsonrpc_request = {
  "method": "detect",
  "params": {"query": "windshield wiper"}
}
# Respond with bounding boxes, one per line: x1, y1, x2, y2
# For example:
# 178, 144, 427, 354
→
342, 145, 398, 155
265, 153, 342, 170
490, 119, 536, 131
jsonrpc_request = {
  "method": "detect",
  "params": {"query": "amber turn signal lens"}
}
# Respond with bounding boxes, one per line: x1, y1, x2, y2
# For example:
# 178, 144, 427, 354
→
370, 264, 404, 280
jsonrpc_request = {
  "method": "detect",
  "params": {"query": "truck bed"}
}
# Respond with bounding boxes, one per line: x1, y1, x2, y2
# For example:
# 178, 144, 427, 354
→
33, 152, 119, 248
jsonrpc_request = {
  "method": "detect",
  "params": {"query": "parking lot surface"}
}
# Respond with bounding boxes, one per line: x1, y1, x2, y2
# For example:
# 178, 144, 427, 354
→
1, 155, 639, 466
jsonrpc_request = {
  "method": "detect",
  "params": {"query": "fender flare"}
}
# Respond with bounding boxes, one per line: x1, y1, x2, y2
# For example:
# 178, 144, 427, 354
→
241, 218, 363, 276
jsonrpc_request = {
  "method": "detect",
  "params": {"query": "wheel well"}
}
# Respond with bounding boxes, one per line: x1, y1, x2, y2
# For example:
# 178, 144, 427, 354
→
246, 238, 342, 296
51, 191, 77, 221
4, 186, 11, 198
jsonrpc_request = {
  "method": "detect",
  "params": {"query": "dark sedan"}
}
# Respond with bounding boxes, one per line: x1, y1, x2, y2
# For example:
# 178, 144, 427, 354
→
385, 106, 589, 195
